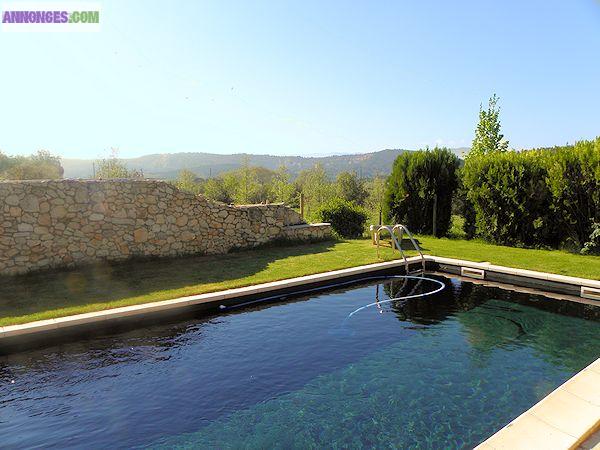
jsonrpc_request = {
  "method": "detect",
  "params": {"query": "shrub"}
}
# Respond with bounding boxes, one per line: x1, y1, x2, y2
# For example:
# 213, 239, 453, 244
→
383, 147, 459, 237
546, 138, 600, 248
462, 150, 557, 247
315, 198, 368, 238
454, 171, 476, 239
581, 223, 600, 255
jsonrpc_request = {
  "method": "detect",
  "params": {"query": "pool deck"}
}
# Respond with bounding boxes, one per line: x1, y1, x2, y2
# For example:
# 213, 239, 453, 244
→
1, 255, 599, 448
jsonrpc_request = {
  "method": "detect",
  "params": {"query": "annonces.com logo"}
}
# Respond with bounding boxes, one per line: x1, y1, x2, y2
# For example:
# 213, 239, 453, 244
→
1, 2, 101, 31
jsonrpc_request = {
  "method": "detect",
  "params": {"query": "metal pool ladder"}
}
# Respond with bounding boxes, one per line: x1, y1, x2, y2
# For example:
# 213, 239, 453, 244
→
372, 224, 426, 274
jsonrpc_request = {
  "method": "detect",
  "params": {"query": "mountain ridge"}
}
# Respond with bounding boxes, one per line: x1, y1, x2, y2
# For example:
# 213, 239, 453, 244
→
62, 148, 469, 179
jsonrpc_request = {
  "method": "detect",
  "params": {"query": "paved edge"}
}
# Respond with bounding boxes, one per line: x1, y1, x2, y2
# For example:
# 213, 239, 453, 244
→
428, 255, 600, 289
474, 358, 600, 450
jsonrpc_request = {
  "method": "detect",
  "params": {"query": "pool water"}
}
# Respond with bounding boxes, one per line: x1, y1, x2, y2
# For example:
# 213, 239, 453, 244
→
1, 275, 599, 449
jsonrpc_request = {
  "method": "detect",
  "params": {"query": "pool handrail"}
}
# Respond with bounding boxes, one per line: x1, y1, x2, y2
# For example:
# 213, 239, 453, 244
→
374, 224, 426, 273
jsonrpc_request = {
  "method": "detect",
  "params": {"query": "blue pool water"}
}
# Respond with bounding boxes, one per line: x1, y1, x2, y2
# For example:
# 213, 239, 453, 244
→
1, 275, 599, 449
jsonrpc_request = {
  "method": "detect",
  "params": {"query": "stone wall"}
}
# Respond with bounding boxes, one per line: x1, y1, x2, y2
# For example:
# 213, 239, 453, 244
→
0, 180, 331, 276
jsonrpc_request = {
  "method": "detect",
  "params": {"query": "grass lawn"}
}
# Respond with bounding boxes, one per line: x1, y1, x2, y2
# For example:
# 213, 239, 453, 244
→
0, 240, 398, 327
1, 237, 599, 327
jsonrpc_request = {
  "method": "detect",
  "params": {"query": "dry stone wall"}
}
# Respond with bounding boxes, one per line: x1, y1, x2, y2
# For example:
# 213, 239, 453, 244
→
0, 180, 331, 276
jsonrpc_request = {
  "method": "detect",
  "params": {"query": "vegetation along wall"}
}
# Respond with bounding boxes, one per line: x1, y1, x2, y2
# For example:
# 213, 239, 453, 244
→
0, 180, 331, 276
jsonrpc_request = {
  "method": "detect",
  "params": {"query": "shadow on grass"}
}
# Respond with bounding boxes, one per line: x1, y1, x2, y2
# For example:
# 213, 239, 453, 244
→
0, 240, 337, 321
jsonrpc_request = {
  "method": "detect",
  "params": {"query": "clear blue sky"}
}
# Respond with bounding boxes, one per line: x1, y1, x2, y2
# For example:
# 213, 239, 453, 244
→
1, 0, 599, 159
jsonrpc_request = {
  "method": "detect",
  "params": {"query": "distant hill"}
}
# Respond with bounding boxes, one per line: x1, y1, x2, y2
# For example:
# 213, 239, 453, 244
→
62, 148, 468, 180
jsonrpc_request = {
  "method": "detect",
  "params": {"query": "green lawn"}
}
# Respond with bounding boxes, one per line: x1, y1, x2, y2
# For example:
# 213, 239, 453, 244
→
0, 237, 599, 327
0, 240, 398, 327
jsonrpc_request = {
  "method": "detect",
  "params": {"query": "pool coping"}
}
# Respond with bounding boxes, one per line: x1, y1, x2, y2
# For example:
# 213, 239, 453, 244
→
474, 358, 600, 450
1, 255, 599, 448
428, 255, 600, 295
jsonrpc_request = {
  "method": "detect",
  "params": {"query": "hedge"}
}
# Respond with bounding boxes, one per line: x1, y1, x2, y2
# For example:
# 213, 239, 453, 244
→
383, 147, 459, 237
462, 150, 556, 247
462, 137, 600, 250
546, 138, 600, 248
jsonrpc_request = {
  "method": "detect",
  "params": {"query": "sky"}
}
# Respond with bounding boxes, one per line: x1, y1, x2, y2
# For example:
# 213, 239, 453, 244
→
1, 0, 599, 159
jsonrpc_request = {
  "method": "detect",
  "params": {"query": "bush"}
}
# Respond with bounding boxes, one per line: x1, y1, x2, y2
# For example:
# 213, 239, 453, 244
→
383, 147, 459, 237
460, 137, 600, 250
581, 223, 600, 255
454, 171, 476, 239
315, 198, 368, 238
546, 138, 600, 248
462, 150, 556, 247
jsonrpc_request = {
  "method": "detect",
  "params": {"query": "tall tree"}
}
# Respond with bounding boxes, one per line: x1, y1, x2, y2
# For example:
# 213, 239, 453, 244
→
335, 171, 368, 206
175, 169, 201, 194
235, 155, 261, 204
0, 149, 63, 180
295, 164, 335, 220
95, 149, 143, 179
384, 147, 459, 237
204, 177, 233, 204
469, 94, 509, 158
271, 165, 296, 204
365, 174, 387, 225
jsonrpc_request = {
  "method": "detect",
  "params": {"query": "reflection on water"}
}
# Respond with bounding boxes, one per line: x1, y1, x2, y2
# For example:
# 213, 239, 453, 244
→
0, 275, 598, 449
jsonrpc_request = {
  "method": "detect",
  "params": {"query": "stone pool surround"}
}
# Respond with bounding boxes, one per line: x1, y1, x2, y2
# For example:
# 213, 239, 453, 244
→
0, 179, 331, 276
475, 358, 600, 450
0, 256, 598, 448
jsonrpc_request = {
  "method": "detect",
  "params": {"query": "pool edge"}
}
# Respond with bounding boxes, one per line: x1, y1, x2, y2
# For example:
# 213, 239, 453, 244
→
474, 358, 600, 450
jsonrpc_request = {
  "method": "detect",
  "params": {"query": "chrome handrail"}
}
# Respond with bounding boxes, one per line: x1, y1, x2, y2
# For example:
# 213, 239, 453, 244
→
392, 224, 426, 272
375, 225, 401, 256
374, 224, 426, 273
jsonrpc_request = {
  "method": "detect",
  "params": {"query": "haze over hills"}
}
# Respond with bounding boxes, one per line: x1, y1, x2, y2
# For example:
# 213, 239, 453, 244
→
62, 148, 469, 180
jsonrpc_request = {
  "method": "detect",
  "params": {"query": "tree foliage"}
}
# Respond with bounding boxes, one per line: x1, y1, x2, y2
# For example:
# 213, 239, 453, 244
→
335, 171, 368, 206
296, 164, 335, 220
545, 138, 600, 248
469, 94, 509, 158
203, 177, 233, 204
201, 164, 288, 205
271, 165, 297, 205
383, 147, 459, 237
461, 137, 600, 250
0, 150, 63, 180
364, 174, 387, 226
95, 150, 143, 179
581, 222, 600, 255
462, 150, 556, 247
175, 169, 202, 195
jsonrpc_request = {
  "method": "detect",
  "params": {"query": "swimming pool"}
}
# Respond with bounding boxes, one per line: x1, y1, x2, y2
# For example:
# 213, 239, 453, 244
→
1, 275, 599, 448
